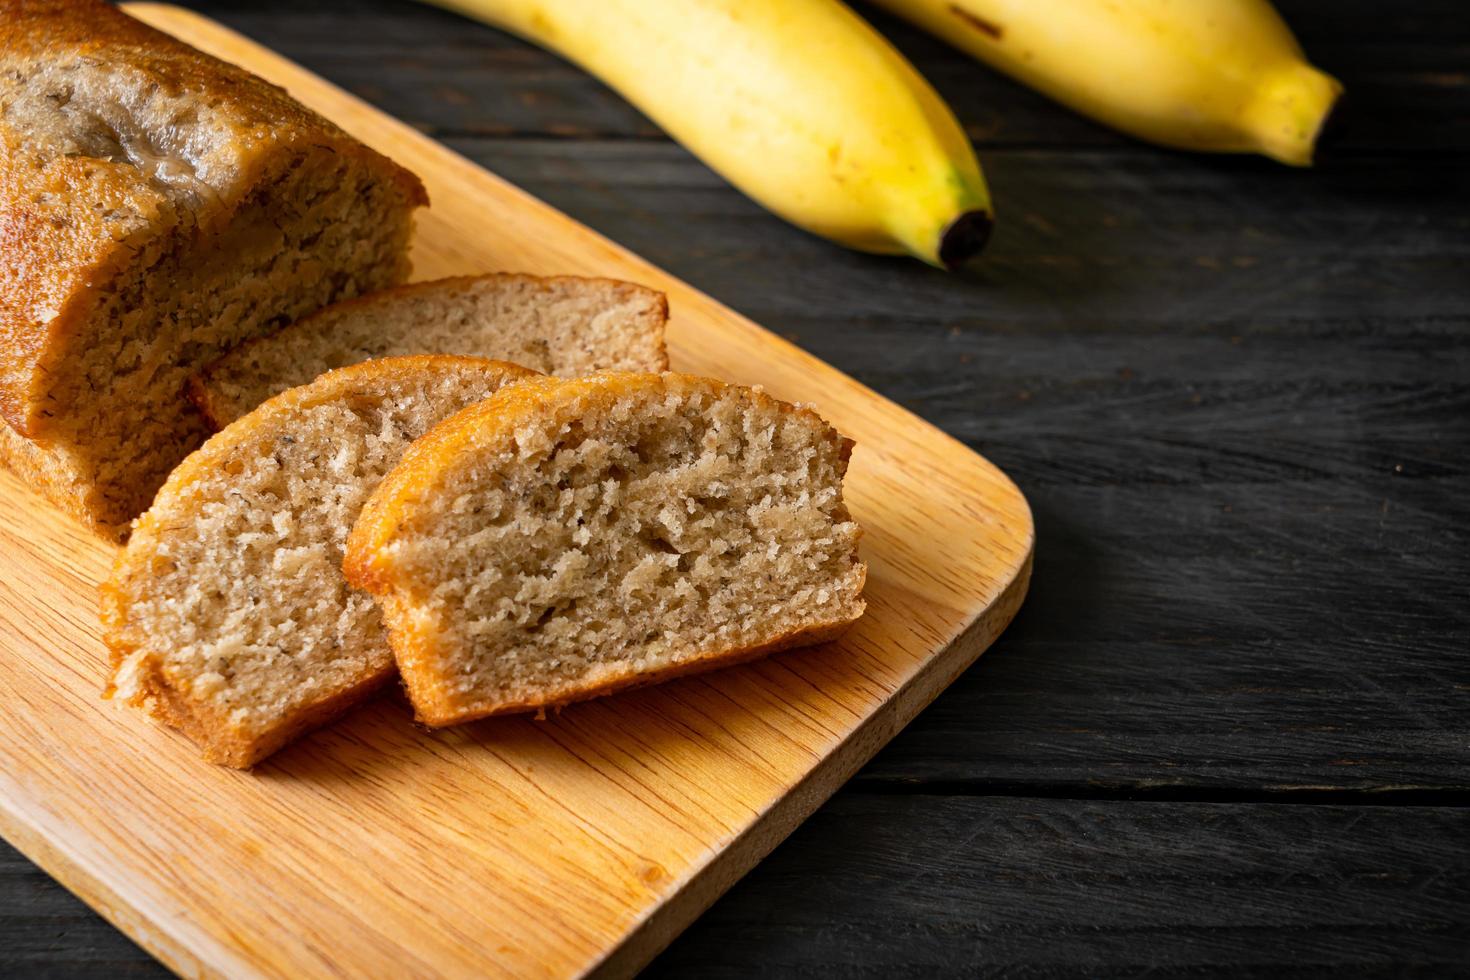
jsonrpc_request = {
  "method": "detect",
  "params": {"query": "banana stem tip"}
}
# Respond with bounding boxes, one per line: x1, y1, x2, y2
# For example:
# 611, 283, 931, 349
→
938, 210, 994, 269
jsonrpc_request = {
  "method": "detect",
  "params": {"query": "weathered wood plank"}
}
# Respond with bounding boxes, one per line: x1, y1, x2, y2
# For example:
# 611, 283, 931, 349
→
852, 472, 1470, 790
443, 140, 1470, 327
0, 849, 159, 976
169, 0, 1470, 151
447, 141, 1469, 484
648, 795, 1470, 976
10, 795, 1468, 977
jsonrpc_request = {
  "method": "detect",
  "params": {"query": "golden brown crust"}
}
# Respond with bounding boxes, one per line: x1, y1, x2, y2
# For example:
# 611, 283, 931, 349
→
345, 371, 866, 727
104, 646, 396, 769
394, 607, 860, 729
186, 274, 670, 429
101, 354, 539, 768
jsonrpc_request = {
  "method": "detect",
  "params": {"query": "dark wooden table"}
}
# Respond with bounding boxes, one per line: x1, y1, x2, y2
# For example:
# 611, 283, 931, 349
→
5, 1, 1467, 975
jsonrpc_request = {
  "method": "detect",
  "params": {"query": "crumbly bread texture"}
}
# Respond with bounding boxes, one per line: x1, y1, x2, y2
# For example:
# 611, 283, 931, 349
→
345, 372, 867, 727
101, 356, 536, 768
189, 274, 670, 428
0, 0, 426, 539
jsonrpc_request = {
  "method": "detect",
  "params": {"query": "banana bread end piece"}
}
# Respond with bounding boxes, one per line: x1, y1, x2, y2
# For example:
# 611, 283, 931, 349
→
0, 0, 427, 538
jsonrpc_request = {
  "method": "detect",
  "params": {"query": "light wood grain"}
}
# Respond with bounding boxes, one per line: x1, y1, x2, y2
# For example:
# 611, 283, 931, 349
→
0, 5, 1032, 977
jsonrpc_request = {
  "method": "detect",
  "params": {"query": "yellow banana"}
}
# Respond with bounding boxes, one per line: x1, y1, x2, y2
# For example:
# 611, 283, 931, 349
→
423, 0, 993, 267
871, 0, 1342, 166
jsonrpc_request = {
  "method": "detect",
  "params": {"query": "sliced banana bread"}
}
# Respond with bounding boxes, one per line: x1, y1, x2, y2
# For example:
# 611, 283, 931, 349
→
344, 372, 867, 728
0, 0, 425, 539
101, 355, 536, 767
188, 274, 669, 429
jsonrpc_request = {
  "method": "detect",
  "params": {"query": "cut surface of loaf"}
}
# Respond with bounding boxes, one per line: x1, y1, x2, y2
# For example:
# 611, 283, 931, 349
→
0, 0, 425, 538
101, 356, 536, 768
345, 372, 867, 727
189, 274, 670, 429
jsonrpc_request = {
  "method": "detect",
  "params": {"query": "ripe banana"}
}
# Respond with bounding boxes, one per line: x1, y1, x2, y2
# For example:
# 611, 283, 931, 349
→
870, 0, 1342, 166
423, 0, 994, 267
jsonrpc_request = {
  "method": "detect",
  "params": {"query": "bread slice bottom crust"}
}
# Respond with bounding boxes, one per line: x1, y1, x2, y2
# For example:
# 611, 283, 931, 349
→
389, 599, 859, 728
105, 649, 395, 769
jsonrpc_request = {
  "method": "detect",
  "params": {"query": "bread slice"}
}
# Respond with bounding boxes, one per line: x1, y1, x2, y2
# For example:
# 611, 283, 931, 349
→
101, 355, 536, 767
344, 372, 867, 727
188, 274, 669, 429
0, 0, 425, 539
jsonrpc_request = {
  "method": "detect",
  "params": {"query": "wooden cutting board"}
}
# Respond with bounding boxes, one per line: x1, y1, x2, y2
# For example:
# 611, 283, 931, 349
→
0, 5, 1033, 977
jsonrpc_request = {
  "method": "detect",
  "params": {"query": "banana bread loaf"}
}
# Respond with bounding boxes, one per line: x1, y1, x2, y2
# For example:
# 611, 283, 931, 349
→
188, 274, 669, 428
0, 0, 426, 538
344, 372, 867, 727
101, 356, 535, 767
